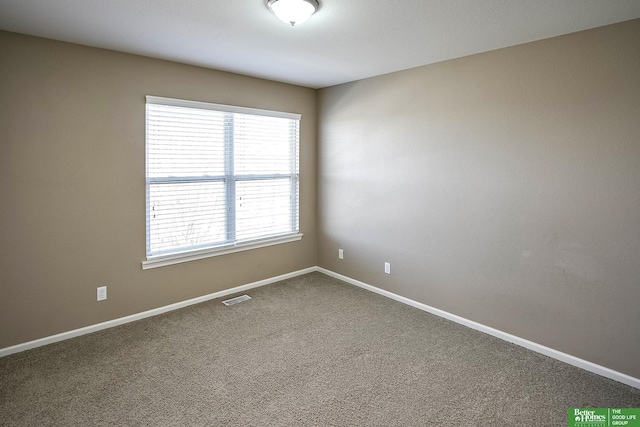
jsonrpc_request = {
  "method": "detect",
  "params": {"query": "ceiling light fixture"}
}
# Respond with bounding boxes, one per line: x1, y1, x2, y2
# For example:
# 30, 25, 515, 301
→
267, 0, 320, 27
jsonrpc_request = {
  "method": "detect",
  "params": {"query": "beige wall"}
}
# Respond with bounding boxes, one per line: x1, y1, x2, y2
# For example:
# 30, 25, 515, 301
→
0, 31, 317, 348
318, 19, 640, 378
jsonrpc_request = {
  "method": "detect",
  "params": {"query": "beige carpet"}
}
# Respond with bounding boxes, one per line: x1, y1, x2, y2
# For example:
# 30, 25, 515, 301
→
1, 272, 639, 426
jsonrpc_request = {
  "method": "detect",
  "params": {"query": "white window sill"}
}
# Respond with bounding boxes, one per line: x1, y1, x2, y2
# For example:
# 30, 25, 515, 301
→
142, 233, 303, 270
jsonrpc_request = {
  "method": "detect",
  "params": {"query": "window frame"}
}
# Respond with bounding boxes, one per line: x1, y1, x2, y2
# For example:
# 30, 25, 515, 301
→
142, 96, 302, 270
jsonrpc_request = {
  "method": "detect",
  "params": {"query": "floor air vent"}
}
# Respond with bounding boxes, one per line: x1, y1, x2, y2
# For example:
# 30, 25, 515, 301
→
222, 294, 252, 306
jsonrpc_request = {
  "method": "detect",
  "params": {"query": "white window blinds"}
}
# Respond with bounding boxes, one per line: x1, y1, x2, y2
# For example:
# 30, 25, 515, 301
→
144, 96, 301, 267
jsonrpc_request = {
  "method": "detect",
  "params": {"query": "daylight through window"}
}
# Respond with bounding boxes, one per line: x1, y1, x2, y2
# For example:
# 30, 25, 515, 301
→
144, 96, 301, 268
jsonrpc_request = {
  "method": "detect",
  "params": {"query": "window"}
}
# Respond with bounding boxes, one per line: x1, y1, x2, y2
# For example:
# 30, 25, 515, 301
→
143, 96, 301, 269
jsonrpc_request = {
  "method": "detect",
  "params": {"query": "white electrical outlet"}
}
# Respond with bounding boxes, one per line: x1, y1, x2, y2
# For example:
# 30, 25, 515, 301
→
384, 262, 391, 274
97, 286, 107, 301
338, 248, 344, 259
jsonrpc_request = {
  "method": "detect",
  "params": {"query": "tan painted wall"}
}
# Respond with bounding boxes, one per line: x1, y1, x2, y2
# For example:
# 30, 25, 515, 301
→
0, 31, 317, 348
318, 19, 640, 378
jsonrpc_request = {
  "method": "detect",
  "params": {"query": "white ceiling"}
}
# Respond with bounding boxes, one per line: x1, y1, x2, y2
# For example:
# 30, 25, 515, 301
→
1, 0, 639, 89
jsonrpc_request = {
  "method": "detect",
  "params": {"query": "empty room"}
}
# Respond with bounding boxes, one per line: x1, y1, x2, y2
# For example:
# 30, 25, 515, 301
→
1, 1, 639, 425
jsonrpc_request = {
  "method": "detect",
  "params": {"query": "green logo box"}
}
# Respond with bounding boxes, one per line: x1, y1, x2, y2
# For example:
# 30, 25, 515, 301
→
568, 408, 640, 427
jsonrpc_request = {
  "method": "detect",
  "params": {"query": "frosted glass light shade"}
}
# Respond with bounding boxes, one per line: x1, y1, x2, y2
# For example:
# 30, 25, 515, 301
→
267, 0, 319, 26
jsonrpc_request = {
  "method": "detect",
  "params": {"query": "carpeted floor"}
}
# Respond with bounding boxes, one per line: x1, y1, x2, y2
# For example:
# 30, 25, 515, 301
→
1, 272, 639, 426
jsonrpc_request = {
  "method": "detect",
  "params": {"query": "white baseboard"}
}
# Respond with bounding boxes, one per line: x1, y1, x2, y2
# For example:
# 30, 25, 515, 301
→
317, 267, 640, 390
0, 267, 316, 358
2, 265, 638, 390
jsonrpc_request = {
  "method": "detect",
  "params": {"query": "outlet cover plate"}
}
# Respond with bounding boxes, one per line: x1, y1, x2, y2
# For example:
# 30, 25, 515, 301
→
97, 286, 107, 301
